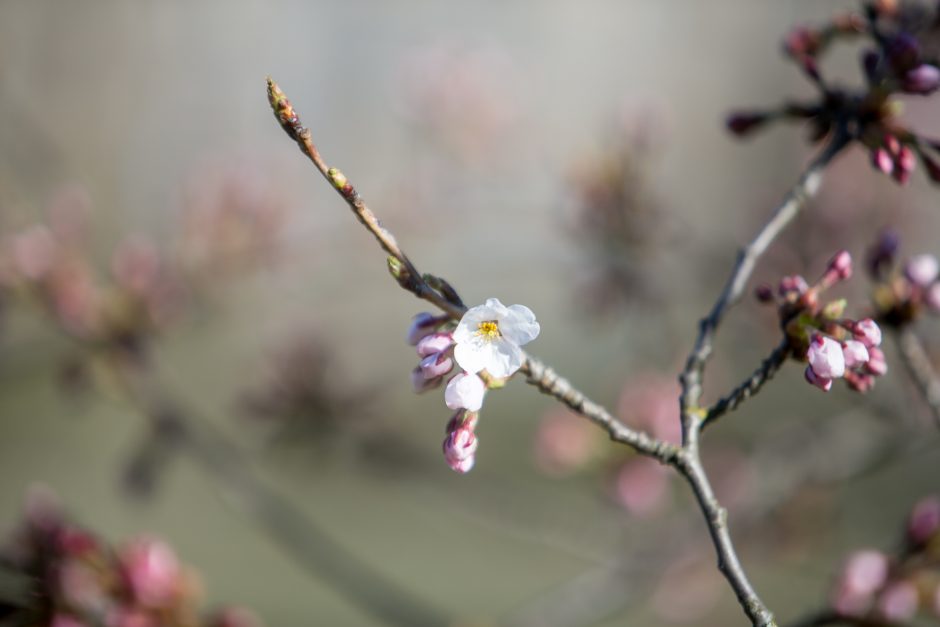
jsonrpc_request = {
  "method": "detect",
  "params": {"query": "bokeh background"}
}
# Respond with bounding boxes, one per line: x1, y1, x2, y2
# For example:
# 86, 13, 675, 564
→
1, 1, 939, 625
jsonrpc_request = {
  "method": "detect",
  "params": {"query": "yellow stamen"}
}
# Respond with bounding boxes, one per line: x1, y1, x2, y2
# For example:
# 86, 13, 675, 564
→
476, 320, 500, 341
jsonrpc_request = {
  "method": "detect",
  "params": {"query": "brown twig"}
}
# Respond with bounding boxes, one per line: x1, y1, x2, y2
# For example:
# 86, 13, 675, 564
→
267, 78, 851, 627
703, 339, 792, 430
893, 327, 940, 429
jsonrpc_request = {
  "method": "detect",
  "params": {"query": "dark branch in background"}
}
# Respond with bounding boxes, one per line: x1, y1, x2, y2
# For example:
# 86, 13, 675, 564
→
267, 78, 856, 626
894, 327, 940, 429
123, 376, 449, 627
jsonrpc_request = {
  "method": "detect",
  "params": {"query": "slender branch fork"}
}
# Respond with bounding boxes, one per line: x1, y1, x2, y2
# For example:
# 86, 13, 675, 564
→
893, 327, 940, 429
267, 77, 850, 626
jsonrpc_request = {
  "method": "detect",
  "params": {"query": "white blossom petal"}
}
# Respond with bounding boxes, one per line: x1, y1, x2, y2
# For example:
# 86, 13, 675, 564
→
483, 298, 509, 318
485, 339, 526, 378
454, 340, 489, 374
501, 304, 540, 345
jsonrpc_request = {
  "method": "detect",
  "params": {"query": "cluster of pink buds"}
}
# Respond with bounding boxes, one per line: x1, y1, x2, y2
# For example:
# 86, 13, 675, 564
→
728, 2, 940, 187
407, 298, 540, 473
757, 250, 886, 392
2, 487, 261, 627
407, 312, 484, 473
867, 230, 940, 327
829, 495, 940, 622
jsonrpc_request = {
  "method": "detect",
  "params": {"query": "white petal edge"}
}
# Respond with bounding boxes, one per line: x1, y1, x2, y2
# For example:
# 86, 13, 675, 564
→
501, 304, 540, 345
485, 340, 526, 378
454, 341, 489, 374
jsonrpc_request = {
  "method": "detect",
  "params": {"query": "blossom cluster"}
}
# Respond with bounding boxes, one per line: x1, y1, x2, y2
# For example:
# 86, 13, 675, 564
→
758, 250, 886, 392
408, 298, 539, 473
867, 229, 940, 327
1, 488, 261, 627
0, 178, 288, 382
727, 0, 940, 186
829, 495, 940, 622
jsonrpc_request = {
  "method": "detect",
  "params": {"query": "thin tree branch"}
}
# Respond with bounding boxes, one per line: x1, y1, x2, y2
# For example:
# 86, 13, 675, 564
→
893, 327, 940, 429
266, 79, 851, 627
703, 339, 792, 430
679, 131, 850, 418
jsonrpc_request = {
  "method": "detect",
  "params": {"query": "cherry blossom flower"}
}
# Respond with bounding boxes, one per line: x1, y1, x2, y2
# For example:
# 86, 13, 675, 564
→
452, 298, 539, 378
808, 335, 846, 379
904, 253, 939, 287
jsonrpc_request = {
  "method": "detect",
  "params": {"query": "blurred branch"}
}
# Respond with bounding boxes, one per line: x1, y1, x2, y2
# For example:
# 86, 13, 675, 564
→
125, 379, 450, 627
266, 78, 854, 627
893, 327, 940, 429
703, 339, 792, 430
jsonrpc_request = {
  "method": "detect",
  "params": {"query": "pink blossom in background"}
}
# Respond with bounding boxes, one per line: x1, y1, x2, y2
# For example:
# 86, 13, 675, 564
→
617, 374, 681, 444
533, 409, 602, 476
831, 550, 889, 616
612, 457, 670, 518
119, 537, 181, 608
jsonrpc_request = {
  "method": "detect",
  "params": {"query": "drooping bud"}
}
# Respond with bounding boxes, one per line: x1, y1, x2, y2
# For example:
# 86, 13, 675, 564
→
443, 415, 478, 474
444, 371, 486, 411
904, 254, 940, 287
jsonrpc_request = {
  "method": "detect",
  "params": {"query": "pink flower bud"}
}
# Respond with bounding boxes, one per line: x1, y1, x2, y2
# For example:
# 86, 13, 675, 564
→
11, 225, 57, 281
893, 146, 916, 185
754, 284, 774, 303
443, 424, 478, 474
805, 365, 833, 392
415, 332, 454, 358
808, 335, 846, 379
832, 550, 889, 617
406, 312, 445, 345
903, 63, 940, 94
827, 250, 853, 281
872, 148, 894, 174
613, 458, 670, 518
444, 371, 485, 411
411, 365, 442, 393
926, 282, 940, 313
778, 274, 809, 298
876, 581, 919, 622
853, 318, 883, 348
842, 340, 870, 369
904, 253, 940, 287
907, 495, 940, 546
845, 371, 875, 393
119, 537, 180, 608
865, 347, 888, 376
419, 352, 454, 379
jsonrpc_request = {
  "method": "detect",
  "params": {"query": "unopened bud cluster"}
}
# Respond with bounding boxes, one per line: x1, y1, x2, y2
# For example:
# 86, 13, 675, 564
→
407, 298, 539, 473
727, 2, 940, 187
829, 495, 940, 622
757, 250, 885, 392
3, 488, 261, 627
867, 230, 940, 327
